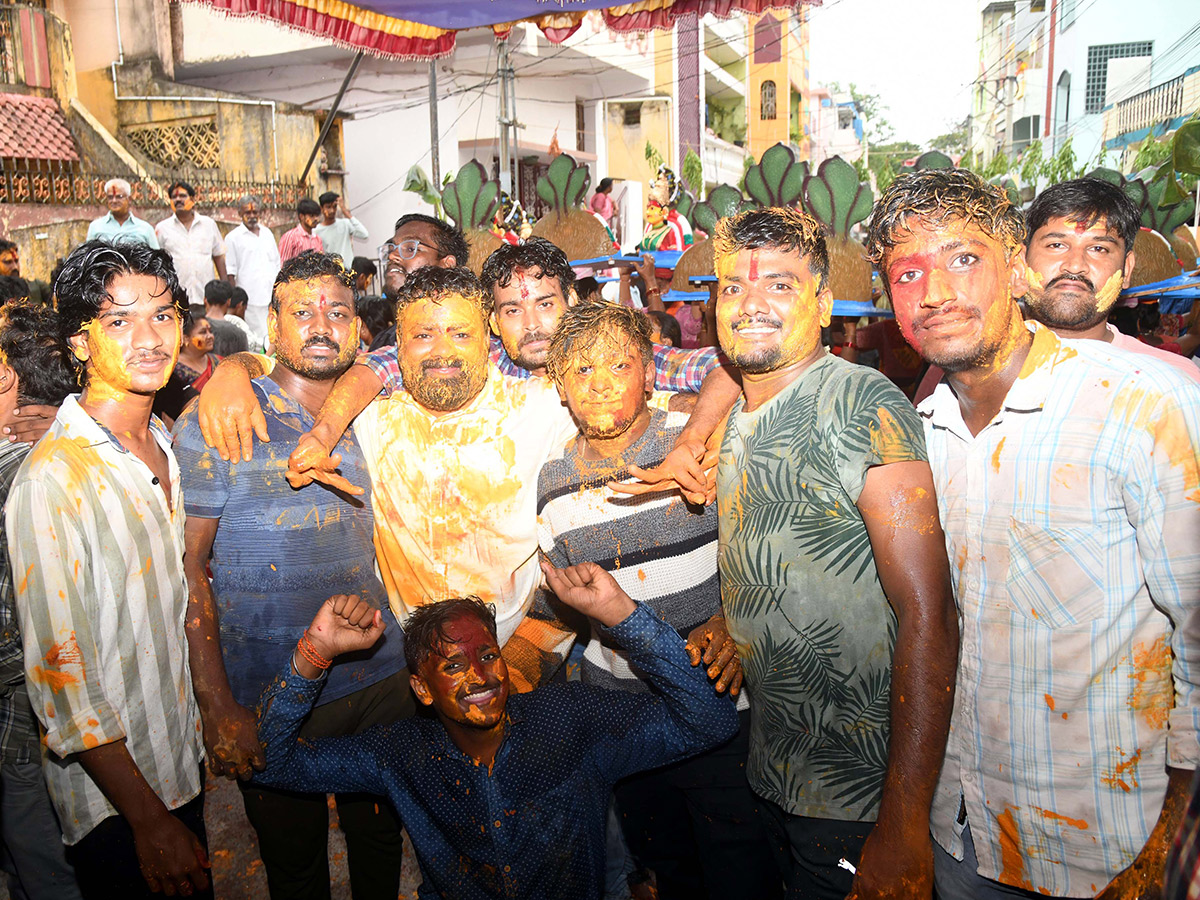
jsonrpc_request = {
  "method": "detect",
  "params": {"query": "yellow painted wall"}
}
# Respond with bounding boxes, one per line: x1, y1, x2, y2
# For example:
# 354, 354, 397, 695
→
606, 100, 671, 187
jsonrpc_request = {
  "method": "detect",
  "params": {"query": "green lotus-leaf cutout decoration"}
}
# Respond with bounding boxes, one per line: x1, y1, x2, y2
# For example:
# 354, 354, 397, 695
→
1125, 168, 1196, 235
913, 150, 954, 170
990, 175, 1020, 207
536, 154, 591, 219
441, 160, 498, 230
803, 156, 873, 237
1084, 167, 1125, 187
1153, 120, 1200, 206
675, 188, 696, 226
743, 143, 808, 209
691, 183, 757, 234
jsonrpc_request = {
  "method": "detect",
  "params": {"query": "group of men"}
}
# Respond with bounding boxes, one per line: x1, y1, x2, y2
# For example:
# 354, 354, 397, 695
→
0, 168, 1197, 900
79, 178, 374, 342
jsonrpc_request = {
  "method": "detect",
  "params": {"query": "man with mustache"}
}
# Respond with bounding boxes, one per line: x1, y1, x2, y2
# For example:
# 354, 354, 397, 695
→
250, 562, 739, 900
1024, 177, 1199, 381
172, 252, 411, 899
865, 169, 1200, 899
708, 208, 957, 899
7, 240, 211, 898
155, 180, 227, 306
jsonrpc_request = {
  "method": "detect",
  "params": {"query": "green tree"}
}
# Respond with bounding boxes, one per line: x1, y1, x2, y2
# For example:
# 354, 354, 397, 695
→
828, 82, 893, 144
930, 118, 970, 157
1019, 141, 1044, 186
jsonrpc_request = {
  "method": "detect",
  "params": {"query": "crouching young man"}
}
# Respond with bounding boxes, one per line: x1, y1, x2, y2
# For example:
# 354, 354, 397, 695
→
253, 562, 739, 900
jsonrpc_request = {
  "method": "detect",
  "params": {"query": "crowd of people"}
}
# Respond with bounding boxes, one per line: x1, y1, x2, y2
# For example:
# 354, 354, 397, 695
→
0, 169, 1197, 900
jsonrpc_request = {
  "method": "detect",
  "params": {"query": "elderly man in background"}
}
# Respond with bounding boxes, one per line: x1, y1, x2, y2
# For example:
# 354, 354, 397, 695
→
225, 194, 280, 342
86, 179, 159, 249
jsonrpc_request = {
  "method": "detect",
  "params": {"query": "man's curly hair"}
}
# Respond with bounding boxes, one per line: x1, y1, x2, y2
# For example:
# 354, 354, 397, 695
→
393, 266, 493, 323
712, 207, 829, 291
479, 236, 576, 298
405, 596, 498, 673
545, 300, 654, 385
865, 169, 1026, 271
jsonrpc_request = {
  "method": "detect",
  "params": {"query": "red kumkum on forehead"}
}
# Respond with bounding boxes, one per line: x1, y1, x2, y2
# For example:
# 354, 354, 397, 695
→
519, 276, 530, 300
748, 248, 759, 281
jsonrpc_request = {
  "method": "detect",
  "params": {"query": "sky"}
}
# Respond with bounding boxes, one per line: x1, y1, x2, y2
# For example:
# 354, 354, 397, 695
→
807, 0, 979, 147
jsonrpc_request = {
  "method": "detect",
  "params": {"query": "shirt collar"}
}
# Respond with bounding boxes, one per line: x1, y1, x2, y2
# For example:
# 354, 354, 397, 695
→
57, 394, 172, 454
252, 375, 313, 428
918, 322, 1069, 435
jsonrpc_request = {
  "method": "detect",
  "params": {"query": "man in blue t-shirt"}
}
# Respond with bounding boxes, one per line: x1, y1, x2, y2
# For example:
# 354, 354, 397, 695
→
174, 252, 411, 899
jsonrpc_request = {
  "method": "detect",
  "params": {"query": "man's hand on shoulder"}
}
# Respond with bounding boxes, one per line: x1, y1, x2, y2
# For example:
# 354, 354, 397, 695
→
3, 404, 58, 446
610, 436, 713, 506
199, 354, 270, 462
540, 559, 636, 628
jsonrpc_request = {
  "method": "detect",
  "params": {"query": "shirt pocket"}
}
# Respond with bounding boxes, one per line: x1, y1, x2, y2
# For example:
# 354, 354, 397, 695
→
1005, 518, 1106, 628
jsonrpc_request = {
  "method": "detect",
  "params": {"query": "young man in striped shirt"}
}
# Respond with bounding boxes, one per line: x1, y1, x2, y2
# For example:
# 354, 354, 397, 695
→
6, 240, 210, 899
533, 302, 779, 900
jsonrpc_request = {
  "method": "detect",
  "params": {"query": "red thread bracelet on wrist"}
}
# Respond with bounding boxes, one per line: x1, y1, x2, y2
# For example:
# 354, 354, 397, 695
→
297, 631, 332, 670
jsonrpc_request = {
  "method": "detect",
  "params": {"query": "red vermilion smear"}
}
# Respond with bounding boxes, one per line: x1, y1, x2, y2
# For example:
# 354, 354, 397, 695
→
519, 277, 530, 300
318, 293, 327, 310
748, 248, 759, 281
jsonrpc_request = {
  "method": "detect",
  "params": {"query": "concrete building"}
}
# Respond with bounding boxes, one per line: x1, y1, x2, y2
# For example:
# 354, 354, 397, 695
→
969, 0, 1198, 169
808, 85, 866, 166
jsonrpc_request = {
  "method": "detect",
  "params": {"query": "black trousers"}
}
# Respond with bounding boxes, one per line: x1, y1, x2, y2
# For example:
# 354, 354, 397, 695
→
239, 668, 415, 900
757, 797, 875, 900
66, 771, 213, 900
614, 708, 783, 900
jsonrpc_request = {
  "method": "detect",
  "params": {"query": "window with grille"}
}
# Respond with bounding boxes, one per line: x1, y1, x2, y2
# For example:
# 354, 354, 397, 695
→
1085, 42, 1152, 113
761, 80, 777, 120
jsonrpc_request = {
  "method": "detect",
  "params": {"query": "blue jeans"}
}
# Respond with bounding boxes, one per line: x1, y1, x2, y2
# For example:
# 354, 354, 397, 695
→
933, 822, 1049, 899
0, 758, 81, 900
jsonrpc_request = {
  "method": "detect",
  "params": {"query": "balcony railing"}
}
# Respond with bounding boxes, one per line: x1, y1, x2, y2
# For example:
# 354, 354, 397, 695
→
1110, 74, 1186, 138
0, 161, 308, 207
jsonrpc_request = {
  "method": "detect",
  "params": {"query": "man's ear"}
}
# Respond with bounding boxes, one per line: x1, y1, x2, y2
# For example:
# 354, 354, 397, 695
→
566, 288, 578, 308
1122, 249, 1137, 289
817, 287, 834, 329
439, 255, 457, 269
1009, 245, 1030, 298
67, 331, 90, 364
409, 672, 434, 707
642, 360, 655, 396
0, 362, 16, 397
266, 308, 279, 348
490, 311, 500, 338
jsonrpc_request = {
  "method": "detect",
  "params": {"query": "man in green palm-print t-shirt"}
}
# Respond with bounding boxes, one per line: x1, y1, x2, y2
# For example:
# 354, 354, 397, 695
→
710, 207, 959, 899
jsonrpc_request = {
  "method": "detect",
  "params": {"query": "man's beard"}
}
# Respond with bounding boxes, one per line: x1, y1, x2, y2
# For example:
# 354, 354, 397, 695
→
280, 336, 353, 381
1025, 273, 1102, 330
722, 316, 787, 373
403, 356, 487, 412
508, 330, 554, 371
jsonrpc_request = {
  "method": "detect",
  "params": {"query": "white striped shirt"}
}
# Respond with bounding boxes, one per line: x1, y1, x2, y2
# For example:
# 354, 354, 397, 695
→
923, 324, 1200, 895
7, 396, 202, 844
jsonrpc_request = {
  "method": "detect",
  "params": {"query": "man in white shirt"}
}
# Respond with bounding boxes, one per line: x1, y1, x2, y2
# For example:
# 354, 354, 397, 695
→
314, 191, 368, 265
224, 194, 280, 342
155, 180, 226, 307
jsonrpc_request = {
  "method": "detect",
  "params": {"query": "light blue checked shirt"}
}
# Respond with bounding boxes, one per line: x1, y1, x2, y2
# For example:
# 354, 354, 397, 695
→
923, 323, 1200, 896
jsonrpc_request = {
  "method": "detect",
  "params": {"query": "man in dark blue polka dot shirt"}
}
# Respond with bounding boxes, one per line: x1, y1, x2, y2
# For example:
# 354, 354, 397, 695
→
253, 560, 739, 900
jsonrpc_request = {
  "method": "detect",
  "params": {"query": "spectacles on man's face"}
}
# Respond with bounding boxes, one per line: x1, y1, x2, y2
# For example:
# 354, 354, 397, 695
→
385, 239, 436, 261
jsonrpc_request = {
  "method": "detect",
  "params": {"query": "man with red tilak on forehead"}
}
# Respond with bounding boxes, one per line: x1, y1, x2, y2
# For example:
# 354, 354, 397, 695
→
701, 207, 958, 899
865, 168, 1200, 900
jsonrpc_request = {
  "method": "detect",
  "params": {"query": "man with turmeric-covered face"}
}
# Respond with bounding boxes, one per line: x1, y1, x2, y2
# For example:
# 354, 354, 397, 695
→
865, 168, 1200, 900
711, 207, 958, 900
172, 251, 410, 899
6, 240, 213, 899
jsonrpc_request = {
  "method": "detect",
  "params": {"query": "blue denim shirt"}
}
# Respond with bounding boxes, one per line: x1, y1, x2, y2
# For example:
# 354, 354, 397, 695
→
253, 603, 738, 899
173, 376, 405, 708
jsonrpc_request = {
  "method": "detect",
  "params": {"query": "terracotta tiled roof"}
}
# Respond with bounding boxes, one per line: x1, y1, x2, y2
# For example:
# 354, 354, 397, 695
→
0, 92, 79, 162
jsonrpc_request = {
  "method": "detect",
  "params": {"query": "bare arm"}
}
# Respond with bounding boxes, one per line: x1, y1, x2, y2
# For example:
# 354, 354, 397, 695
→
213, 255, 228, 281
848, 460, 958, 900
77, 741, 210, 895
184, 516, 264, 780
637, 254, 665, 312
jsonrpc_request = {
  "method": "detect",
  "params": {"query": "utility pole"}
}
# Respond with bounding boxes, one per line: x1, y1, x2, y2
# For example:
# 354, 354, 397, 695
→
1003, 75, 1015, 159
429, 60, 440, 187
497, 39, 516, 193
